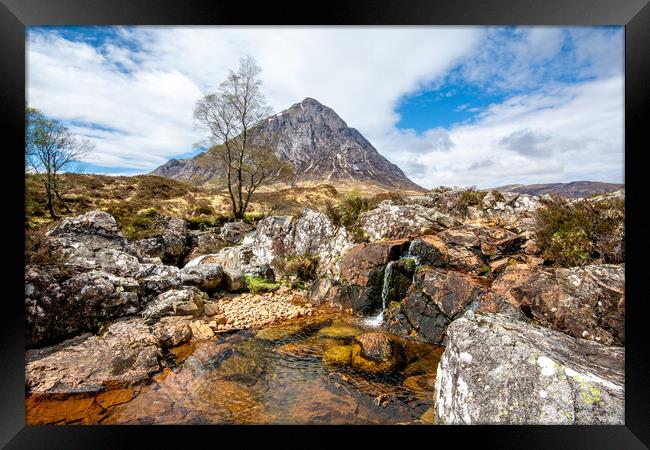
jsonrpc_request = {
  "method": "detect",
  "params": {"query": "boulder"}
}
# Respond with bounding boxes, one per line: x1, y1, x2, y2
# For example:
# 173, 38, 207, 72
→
151, 316, 192, 348
183, 230, 229, 265
308, 278, 342, 306
222, 269, 245, 292
408, 235, 485, 275
190, 320, 215, 340
25, 267, 140, 349
435, 313, 624, 424
484, 264, 625, 346
358, 202, 459, 242
220, 221, 253, 244
350, 332, 406, 374
45, 210, 141, 277
385, 268, 485, 343
142, 287, 207, 324
180, 264, 223, 293
339, 239, 410, 314
25, 319, 162, 394
134, 263, 182, 298
134, 214, 188, 265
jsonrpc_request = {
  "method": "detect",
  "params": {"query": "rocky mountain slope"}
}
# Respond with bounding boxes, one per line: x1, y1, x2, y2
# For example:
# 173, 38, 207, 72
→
492, 181, 624, 198
152, 97, 423, 191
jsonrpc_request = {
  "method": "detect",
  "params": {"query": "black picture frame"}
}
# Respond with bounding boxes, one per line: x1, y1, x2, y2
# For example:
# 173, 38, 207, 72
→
2, 0, 648, 447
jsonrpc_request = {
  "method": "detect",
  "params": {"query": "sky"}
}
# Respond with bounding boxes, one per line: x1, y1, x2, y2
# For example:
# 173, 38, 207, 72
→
26, 26, 624, 188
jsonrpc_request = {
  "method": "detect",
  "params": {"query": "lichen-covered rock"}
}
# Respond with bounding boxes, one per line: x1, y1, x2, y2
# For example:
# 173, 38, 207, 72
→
385, 268, 485, 343
483, 264, 625, 346
350, 332, 405, 374
180, 264, 223, 292
45, 210, 141, 277
435, 313, 624, 424
25, 319, 162, 394
339, 239, 410, 314
134, 263, 182, 298
142, 287, 207, 324
25, 267, 140, 348
358, 202, 459, 241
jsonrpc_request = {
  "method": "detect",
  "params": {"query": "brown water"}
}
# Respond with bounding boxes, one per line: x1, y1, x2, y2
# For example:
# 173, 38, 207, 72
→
26, 313, 443, 425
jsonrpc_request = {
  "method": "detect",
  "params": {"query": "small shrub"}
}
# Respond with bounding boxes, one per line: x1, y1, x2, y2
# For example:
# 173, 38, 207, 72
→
324, 189, 371, 230
534, 195, 624, 267
189, 199, 215, 216
244, 275, 281, 294
452, 187, 487, 216
185, 214, 227, 231
368, 192, 406, 209
489, 189, 505, 202
243, 211, 265, 225
285, 254, 319, 283
25, 226, 62, 266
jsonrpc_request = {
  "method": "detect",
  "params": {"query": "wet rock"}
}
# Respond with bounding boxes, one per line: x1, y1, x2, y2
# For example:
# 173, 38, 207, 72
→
358, 202, 459, 241
151, 316, 192, 348
222, 269, 245, 292
351, 332, 406, 375
26, 319, 162, 394
385, 268, 485, 344
339, 239, 410, 314
435, 313, 624, 424
25, 267, 140, 349
308, 278, 342, 306
142, 287, 207, 324
485, 264, 625, 346
180, 264, 223, 293
317, 321, 362, 340
220, 221, 253, 244
382, 258, 416, 303
322, 345, 352, 366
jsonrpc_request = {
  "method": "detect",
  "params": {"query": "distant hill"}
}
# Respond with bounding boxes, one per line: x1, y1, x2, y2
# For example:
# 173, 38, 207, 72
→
152, 97, 424, 192
491, 181, 624, 198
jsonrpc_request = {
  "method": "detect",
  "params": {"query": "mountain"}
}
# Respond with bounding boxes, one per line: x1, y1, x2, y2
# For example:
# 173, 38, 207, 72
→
152, 97, 423, 191
492, 181, 624, 198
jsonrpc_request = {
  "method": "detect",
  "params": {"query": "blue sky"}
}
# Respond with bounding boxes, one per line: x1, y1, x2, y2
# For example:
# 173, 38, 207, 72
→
26, 26, 624, 188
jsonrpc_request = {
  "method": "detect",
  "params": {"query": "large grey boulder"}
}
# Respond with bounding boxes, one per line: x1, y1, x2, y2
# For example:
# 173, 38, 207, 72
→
134, 263, 182, 298
45, 210, 141, 277
180, 264, 223, 292
435, 313, 624, 425
25, 319, 162, 394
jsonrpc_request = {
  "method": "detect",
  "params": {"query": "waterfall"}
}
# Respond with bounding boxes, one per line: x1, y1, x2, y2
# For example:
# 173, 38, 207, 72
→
363, 261, 395, 328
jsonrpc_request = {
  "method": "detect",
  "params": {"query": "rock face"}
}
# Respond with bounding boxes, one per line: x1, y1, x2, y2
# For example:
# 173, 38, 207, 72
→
484, 264, 625, 346
152, 97, 423, 191
359, 202, 459, 241
385, 268, 485, 343
25, 267, 141, 348
339, 239, 410, 314
26, 319, 162, 394
192, 209, 354, 280
435, 313, 624, 424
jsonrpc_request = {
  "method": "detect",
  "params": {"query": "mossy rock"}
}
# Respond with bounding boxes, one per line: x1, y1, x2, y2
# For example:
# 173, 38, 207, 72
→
350, 332, 406, 375
317, 321, 362, 340
322, 345, 352, 366
255, 322, 309, 342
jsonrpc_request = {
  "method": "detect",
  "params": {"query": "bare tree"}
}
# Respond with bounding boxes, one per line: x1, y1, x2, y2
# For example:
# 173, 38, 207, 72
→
193, 56, 293, 219
25, 107, 94, 219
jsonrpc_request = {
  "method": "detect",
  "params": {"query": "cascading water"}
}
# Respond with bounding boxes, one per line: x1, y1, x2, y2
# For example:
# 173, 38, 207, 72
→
362, 240, 423, 328
363, 261, 396, 328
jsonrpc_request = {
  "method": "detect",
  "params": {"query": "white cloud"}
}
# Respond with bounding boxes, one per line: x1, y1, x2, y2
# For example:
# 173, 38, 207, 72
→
26, 26, 623, 188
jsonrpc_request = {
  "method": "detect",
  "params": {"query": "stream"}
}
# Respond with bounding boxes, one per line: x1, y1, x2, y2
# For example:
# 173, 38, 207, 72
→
26, 311, 443, 425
